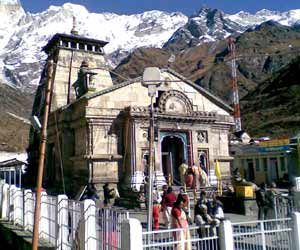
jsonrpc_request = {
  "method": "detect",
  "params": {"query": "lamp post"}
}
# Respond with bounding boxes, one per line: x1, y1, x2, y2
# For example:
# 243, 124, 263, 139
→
142, 67, 161, 233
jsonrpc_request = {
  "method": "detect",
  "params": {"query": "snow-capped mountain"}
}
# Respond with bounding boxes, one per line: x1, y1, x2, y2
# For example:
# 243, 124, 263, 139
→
0, 1, 187, 90
228, 9, 300, 27
164, 7, 300, 51
0, 1, 299, 91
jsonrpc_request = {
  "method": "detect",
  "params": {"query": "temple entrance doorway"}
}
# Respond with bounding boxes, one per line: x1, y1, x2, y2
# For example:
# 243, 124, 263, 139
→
161, 132, 187, 185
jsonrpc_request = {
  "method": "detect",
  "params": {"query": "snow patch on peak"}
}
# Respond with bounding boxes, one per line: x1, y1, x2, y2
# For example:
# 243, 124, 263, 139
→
0, 0, 20, 5
0, 3, 187, 89
226, 8, 300, 27
256, 9, 280, 16
62, 2, 89, 14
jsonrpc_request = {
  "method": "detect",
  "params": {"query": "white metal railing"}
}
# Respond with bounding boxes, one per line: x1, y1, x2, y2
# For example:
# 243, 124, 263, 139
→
1, 176, 299, 250
142, 225, 219, 250
96, 208, 129, 250
0, 181, 86, 249
274, 194, 297, 219
64, 198, 84, 249
0, 178, 132, 250
232, 218, 293, 250
295, 177, 300, 191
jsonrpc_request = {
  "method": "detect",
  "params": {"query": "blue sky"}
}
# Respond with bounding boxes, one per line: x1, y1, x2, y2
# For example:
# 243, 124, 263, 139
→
21, 0, 300, 15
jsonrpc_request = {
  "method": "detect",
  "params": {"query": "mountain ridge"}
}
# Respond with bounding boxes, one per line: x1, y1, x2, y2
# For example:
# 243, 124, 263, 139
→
0, 2, 299, 91
0, 2, 300, 151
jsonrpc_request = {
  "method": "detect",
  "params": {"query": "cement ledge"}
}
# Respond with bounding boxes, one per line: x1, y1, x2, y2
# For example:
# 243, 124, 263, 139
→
0, 219, 55, 250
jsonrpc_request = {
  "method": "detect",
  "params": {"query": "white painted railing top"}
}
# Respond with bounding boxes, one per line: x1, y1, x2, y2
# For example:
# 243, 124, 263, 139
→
296, 177, 300, 191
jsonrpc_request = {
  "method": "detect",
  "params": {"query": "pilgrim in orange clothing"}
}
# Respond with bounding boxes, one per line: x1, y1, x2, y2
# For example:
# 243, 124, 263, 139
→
185, 167, 194, 188
152, 201, 161, 230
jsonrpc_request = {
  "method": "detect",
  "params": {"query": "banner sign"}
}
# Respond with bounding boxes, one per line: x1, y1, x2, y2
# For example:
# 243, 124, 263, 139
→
259, 138, 290, 147
258, 145, 290, 153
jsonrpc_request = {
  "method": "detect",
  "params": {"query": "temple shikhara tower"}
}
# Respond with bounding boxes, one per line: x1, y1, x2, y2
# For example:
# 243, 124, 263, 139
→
26, 29, 234, 197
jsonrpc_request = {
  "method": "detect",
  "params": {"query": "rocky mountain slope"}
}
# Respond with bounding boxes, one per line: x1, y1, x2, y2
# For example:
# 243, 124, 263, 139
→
115, 22, 300, 101
241, 56, 300, 137
0, 1, 299, 91
164, 8, 300, 52
0, 83, 33, 151
114, 21, 300, 138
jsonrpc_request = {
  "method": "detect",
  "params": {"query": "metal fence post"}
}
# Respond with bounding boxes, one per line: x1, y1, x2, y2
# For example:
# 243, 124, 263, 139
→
121, 218, 143, 250
13, 187, 23, 225
0, 179, 4, 214
0, 183, 9, 219
292, 212, 300, 250
23, 189, 33, 231
83, 199, 97, 250
260, 220, 267, 250
40, 191, 49, 240
57, 194, 69, 250
219, 219, 234, 250
9, 185, 16, 221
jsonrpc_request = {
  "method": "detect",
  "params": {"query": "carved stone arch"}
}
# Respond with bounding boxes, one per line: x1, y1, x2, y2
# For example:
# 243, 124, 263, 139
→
158, 90, 193, 114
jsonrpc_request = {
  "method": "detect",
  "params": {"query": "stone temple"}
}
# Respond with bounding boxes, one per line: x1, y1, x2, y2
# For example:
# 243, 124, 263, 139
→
26, 31, 234, 197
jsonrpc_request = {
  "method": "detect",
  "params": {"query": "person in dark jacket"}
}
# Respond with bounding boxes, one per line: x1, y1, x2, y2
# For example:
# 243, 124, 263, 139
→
194, 191, 212, 219
103, 183, 114, 207
83, 183, 99, 202
255, 183, 268, 220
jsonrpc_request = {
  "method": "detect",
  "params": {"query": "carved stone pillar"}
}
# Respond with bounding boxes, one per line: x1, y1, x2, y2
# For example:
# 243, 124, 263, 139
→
154, 130, 166, 187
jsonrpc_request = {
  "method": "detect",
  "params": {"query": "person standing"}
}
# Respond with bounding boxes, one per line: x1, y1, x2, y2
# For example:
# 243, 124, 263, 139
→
83, 183, 99, 202
192, 163, 200, 202
266, 182, 279, 219
162, 186, 177, 229
103, 183, 114, 207
153, 200, 161, 230
211, 193, 224, 220
185, 167, 194, 189
179, 161, 188, 186
199, 166, 209, 187
178, 187, 191, 223
171, 196, 191, 250
153, 186, 162, 204
255, 183, 268, 220
192, 163, 200, 190
194, 191, 212, 219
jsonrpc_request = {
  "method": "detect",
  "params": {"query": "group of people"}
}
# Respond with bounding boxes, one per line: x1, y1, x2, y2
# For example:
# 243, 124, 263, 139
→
179, 161, 209, 198
255, 182, 280, 220
81, 182, 118, 207
152, 186, 224, 250
152, 186, 224, 231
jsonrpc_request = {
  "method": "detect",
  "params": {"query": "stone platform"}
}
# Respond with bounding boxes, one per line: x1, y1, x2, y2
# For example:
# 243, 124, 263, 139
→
220, 196, 258, 217
0, 219, 54, 250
